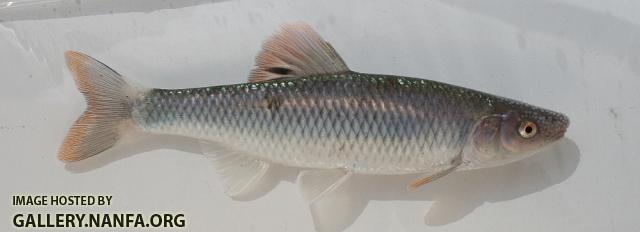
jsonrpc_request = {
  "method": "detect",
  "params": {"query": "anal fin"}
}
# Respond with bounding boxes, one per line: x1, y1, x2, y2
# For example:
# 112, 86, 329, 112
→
200, 140, 270, 197
298, 169, 352, 204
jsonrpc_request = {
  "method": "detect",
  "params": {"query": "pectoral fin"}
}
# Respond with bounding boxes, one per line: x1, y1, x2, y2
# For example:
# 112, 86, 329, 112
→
409, 155, 462, 189
298, 169, 352, 204
200, 140, 270, 197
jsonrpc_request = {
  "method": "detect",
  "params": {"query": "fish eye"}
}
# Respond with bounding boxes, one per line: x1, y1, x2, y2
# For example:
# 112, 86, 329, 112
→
518, 121, 537, 139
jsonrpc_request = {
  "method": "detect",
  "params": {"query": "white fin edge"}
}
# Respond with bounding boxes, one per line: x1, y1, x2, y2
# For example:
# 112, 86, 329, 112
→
298, 169, 352, 204
200, 140, 270, 197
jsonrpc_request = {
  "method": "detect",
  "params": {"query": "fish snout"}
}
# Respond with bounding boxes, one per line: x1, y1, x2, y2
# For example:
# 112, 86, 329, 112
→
547, 112, 569, 141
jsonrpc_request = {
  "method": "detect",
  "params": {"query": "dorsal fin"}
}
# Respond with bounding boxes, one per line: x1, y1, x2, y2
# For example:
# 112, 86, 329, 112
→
249, 22, 350, 82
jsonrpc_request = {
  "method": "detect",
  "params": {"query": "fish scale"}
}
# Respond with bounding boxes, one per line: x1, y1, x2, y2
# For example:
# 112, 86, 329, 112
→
130, 73, 486, 174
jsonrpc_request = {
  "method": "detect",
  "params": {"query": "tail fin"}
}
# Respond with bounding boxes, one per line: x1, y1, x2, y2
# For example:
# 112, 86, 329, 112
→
58, 51, 139, 162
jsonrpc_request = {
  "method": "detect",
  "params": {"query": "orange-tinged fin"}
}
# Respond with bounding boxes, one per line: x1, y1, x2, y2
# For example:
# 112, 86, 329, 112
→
408, 168, 454, 189
249, 22, 350, 82
409, 156, 462, 189
58, 51, 140, 162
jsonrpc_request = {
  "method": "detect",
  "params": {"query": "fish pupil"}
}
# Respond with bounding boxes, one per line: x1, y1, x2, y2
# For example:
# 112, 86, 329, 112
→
525, 126, 533, 134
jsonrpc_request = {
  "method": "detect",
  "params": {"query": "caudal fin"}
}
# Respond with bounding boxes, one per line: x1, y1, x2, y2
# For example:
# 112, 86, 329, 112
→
58, 51, 139, 162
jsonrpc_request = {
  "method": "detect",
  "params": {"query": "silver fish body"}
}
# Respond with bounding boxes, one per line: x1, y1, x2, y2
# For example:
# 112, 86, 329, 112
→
59, 22, 569, 200
131, 72, 492, 174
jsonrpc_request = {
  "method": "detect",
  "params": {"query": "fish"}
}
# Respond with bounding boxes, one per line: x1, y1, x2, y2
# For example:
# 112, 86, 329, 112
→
58, 22, 569, 203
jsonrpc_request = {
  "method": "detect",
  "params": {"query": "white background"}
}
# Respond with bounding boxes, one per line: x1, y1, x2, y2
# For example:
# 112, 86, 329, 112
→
1, 0, 639, 231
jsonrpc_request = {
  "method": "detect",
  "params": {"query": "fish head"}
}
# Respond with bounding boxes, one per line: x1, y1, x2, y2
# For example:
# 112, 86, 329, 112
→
464, 101, 569, 169
498, 107, 569, 154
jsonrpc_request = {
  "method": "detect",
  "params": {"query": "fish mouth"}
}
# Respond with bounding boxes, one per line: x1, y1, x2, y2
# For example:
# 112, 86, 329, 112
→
550, 129, 566, 141
549, 113, 569, 141
547, 123, 568, 141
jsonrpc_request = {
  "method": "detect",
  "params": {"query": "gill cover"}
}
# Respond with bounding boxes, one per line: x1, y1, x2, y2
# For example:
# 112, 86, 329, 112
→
463, 112, 535, 169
